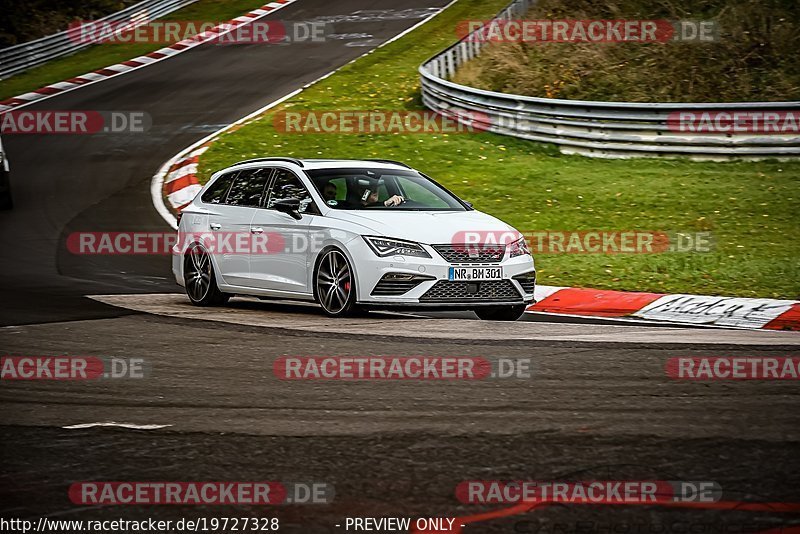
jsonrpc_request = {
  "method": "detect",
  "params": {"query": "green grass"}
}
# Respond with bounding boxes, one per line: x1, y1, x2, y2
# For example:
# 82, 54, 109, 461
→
198, 0, 800, 299
0, 0, 270, 101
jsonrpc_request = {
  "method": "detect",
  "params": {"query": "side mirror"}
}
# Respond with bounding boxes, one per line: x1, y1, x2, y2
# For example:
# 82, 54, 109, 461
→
273, 198, 302, 220
463, 200, 474, 209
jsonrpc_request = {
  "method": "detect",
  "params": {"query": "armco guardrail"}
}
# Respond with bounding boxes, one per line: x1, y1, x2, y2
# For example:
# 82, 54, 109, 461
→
419, 0, 800, 159
0, 0, 198, 80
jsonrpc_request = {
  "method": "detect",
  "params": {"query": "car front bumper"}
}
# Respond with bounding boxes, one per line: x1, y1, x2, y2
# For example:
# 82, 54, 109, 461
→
349, 239, 535, 309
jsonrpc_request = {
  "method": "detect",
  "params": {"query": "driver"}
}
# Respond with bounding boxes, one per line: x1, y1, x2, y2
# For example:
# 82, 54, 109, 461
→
359, 185, 404, 207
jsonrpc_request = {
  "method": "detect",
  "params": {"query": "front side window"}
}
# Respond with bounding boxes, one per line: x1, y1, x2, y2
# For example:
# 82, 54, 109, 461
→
307, 168, 466, 211
201, 171, 238, 204
266, 169, 315, 213
225, 168, 272, 207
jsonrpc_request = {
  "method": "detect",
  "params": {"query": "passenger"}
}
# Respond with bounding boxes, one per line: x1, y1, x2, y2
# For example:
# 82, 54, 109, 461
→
322, 182, 337, 202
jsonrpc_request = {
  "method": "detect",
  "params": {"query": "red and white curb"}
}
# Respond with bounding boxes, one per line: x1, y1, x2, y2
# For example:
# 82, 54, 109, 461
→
0, 0, 298, 114
162, 144, 209, 212
530, 286, 799, 331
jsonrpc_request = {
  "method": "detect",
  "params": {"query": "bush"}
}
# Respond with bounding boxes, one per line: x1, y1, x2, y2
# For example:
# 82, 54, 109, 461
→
452, 0, 800, 102
0, 0, 140, 47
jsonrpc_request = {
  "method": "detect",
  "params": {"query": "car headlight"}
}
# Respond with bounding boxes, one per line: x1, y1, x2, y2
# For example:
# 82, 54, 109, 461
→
508, 236, 531, 258
363, 236, 431, 258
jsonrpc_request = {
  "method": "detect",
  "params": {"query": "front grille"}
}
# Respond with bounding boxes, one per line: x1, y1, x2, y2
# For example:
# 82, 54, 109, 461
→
432, 244, 505, 264
513, 272, 536, 294
420, 280, 521, 302
371, 273, 432, 296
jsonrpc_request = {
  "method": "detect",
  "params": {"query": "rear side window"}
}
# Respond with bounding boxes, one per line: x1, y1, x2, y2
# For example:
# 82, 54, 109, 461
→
266, 169, 315, 213
226, 168, 272, 207
201, 172, 237, 204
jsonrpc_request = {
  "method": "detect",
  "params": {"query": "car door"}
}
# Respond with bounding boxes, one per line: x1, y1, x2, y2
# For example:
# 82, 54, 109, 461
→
248, 168, 319, 294
207, 167, 273, 287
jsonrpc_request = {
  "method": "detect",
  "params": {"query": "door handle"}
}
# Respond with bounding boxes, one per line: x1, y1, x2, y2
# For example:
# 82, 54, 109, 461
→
251, 226, 264, 234
209, 223, 221, 230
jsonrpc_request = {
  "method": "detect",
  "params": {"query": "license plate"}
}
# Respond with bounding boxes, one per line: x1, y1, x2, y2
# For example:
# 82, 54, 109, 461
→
448, 267, 503, 281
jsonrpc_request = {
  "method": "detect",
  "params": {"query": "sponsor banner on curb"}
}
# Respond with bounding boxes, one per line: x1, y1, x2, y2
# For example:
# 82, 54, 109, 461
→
67, 20, 330, 45
530, 287, 800, 331
0, 356, 147, 380
457, 19, 718, 43
666, 357, 800, 380
273, 110, 490, 134
451, 230, 713, 254
273, 356, 532, 380
0, 111, 151, 134
456, 480, 722, 504
667, 111, 800, 134
633, 295, 798, 329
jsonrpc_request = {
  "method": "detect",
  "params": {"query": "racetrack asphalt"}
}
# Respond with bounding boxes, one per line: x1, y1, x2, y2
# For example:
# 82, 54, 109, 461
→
1, 0, 799, 530
0, 0, 451, 327
2, 313, 799, 529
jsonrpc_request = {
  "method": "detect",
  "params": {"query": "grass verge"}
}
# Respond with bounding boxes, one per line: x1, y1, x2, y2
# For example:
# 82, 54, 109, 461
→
0, 0, 270, 101
198, 0, 799, 299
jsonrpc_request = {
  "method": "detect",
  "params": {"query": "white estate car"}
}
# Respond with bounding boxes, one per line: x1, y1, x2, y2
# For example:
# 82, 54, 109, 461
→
173, 158, 535, 320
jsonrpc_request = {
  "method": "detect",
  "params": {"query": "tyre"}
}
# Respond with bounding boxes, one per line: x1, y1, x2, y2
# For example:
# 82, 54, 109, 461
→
183, 243, 230, 306
474, 304, 527, 321
314, 247, 357, 317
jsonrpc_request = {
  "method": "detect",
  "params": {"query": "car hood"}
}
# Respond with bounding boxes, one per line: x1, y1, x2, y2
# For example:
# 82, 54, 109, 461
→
326, 209, 520, 244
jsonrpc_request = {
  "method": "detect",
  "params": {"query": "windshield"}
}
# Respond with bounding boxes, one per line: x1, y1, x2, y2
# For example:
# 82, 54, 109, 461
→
307, 168, 467, 211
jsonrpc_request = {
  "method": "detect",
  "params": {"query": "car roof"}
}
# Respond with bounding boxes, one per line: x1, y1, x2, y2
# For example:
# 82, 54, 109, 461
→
226, 158, 413, 172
